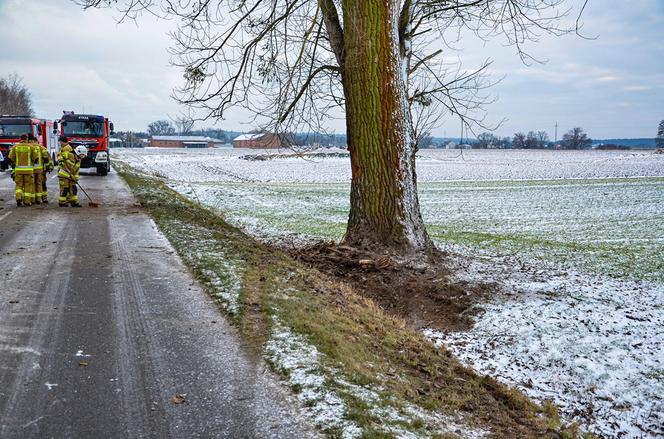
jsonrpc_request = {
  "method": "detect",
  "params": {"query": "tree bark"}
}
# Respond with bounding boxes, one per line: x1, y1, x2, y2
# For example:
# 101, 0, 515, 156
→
341, 0, 432, 254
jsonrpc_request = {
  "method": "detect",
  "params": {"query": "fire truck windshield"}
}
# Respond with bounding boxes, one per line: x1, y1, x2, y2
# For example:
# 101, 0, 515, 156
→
63, 121, 105, 137
0, 123, 32, 138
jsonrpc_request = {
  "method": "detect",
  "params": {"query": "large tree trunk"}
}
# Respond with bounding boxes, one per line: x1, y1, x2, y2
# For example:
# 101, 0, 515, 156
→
341, 0, 432, 254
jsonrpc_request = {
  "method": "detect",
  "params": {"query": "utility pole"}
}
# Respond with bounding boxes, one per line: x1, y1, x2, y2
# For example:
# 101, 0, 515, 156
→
554, 122, 558, 144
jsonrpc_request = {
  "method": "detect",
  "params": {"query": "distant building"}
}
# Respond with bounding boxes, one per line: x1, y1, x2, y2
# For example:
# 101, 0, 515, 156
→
233, 133, 284, 149
109, 138, 124, 148
445, 141, 472, 149
149, 135, 224, 148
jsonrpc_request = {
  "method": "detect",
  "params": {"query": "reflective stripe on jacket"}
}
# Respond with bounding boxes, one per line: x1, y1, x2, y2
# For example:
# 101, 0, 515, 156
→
8, 141, 38, 174
58, 150, 80, 179
33, 143, 43, 170
33, 144, 51, 171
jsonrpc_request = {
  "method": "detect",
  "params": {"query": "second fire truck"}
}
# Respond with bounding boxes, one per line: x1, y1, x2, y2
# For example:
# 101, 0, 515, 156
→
55, 111, 114, 176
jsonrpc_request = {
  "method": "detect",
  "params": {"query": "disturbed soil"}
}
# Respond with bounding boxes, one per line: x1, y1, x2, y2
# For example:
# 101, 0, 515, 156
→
288, 242, 498, 332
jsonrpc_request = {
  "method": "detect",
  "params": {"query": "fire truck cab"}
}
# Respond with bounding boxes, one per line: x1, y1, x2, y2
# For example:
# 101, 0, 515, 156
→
0, 115, 58, 171
56, 112, 114, 176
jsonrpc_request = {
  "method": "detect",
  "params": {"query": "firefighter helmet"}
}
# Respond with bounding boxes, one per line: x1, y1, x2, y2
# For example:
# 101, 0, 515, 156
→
74, 145, 88, 158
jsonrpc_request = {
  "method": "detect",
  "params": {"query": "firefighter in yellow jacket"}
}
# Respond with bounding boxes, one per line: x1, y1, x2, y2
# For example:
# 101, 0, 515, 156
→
56, 136, 73, 180
58, 140, 87, 207
8, 134, 39, 207
28, 134, 52, 205
57, 136, 73, 157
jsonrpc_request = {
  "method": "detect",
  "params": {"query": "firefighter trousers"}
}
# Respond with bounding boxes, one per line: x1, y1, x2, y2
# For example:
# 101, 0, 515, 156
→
58, 178, 78, 206
14, 172, 34, 206
34, 172, 47, 203
42, 172, 49, 202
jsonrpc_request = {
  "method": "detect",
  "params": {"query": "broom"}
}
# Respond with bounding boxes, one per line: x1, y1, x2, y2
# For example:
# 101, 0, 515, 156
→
61, 165, 100, 207
75, 181, 100, 208
64, 174, 100, 208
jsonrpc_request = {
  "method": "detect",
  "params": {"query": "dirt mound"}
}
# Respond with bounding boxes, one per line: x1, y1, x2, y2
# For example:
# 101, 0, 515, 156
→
287, 242, 498, 332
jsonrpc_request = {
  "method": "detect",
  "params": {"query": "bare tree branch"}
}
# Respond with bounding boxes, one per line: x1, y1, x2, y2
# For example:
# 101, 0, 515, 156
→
78, 0, 590, 135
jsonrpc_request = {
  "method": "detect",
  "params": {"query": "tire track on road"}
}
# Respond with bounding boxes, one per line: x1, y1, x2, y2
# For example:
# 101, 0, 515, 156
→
110, 232, 169, 438
0, 213, 74, 437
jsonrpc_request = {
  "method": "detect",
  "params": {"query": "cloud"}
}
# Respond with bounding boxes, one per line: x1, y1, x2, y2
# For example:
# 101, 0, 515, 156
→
0, 0, 194, 131
1, 0, 662, 138
445, 0, 664, 138
623, 85, 652, 92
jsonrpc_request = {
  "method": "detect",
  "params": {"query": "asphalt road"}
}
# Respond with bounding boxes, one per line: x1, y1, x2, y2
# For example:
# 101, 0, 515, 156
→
0, 167, 317, 438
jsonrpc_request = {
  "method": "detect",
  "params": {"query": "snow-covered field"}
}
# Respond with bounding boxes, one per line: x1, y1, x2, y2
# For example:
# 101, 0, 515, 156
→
115, 147, 664, 438
115, 147, 664, 183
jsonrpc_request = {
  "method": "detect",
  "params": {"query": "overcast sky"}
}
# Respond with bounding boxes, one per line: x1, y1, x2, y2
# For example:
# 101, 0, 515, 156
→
1, 0, 662, 139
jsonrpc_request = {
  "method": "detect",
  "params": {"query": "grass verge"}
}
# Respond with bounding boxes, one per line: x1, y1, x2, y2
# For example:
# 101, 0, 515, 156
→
118, 164, 585, 438
182, 178, 664, 282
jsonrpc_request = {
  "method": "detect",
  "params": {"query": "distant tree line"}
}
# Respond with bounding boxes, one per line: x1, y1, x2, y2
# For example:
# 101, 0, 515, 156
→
132, 118, 664, 151
560, 127, 593, 150
144, 118, 351, 147
657, 120, 664, 148
0, 73, 34, 116
146, 119, 230, 143
147, 120, 176, 136
291, 132, 347, 148
147, 118, 197, 137
419, 127, 593, 150
511, 131, 550, 149
112, 131, 149, 148
142, 118, 604, 151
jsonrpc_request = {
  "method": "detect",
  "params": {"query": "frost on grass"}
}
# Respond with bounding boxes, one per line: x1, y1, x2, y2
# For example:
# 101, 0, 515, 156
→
265, 320, 360, 438
422, 178, 664, 282
159, 218, 245, 315
118, 148, 664, 437
426, 253, 664, 439
168, 181, 347, 247
266, 319, 487, 439
170, 178, 664, 282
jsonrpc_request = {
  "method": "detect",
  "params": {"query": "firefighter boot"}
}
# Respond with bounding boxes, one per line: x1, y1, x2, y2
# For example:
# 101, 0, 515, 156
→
69, 184, 80, 207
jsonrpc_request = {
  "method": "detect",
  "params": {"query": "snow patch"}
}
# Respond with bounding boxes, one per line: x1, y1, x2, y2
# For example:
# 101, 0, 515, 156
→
114, 148, 664, 184
266, 319, 487, 438
160, 219, 245, 315
426, 254, 664, 438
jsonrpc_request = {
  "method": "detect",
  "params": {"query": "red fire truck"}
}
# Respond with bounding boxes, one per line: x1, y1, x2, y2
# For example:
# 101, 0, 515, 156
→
55, 111, 114, 176
0, 116, 58, 171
